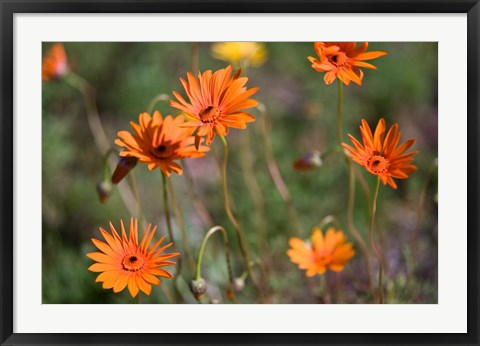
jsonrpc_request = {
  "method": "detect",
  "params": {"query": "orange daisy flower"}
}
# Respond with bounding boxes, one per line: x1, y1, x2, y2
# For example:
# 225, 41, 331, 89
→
115, 111, 208, 177
170, 66, 259, 145
42, 43, 68, 81
287, 227, 355, 277
342, 118, 418, 189
308, 42, 387, 85
87, 218, 180, 297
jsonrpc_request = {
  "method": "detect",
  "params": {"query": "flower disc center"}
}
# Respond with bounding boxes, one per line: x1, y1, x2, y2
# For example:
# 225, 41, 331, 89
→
367, 155, 390, 174
329, 52, 348, 66
151, 144, 173, 159
122, 254, 145, 272
199, 105, 221, 124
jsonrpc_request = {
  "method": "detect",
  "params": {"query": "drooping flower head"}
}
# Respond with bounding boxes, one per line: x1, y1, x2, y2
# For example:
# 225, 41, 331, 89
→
211, 42, 267, 67
170, 66, 259, 145
87, 218, 179, 297
342, 118, 418, 189
111, 156, 139, 184
115, 111, 208, 177
308, 42, 387, 85
293, 150, 322, 171
42, 43, 69, 81
287, 227, 355, 277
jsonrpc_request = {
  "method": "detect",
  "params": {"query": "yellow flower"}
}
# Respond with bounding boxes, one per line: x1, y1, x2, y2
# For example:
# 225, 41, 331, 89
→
211, 42, 267, 67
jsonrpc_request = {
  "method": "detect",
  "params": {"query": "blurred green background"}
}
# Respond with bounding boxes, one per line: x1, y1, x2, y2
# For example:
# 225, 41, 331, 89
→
42, 42, 438, 304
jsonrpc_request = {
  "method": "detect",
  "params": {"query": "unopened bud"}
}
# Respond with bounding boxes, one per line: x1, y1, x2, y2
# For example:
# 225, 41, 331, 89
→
111, 156, 138, 184
190, 278, 207, 301
96, 180, 113, 204
233, 277, 245, 292
293, 150, 322, 171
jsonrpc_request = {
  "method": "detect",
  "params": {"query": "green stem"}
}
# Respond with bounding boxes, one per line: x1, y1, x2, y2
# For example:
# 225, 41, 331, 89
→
347, 160, 373, 291
240, 130, 268, 258
167, 178, 196, 272
336, 81, 344, 146
64, 72, 110, 155
369, 177, 384, 303
161, 172, 184, 303
336, 80, 372, 294
257, 105, 301, 236
147, 94, 170, 114
194, 226, 235, 299
219, 135, 263, 301
101, 148, 115, 181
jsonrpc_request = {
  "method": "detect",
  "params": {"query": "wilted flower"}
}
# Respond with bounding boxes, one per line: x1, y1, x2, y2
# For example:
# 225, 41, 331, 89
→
293, 150, 322, 171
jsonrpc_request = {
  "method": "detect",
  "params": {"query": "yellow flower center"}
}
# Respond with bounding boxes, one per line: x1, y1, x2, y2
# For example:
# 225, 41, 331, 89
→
367, 155, 390, 174
122, 254, 145, 272
199, 105, 221, 124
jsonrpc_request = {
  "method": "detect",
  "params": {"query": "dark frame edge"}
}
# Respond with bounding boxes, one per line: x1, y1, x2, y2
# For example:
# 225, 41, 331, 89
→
0, 1, 14, 346
1, 1, 479, 345
467, 1, 480, 345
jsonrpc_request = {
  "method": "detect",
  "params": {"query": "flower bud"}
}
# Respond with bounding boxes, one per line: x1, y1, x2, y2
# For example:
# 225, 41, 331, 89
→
190, 278, 207, 301
293, 150, 322, 171
111, 156, 138, 184
96, 180, 113, 204
233, 277, 245, 292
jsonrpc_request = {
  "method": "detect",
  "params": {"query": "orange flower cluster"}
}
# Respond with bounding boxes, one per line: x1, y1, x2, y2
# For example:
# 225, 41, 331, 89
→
87, 218, 179, 297
308, 42, 387, 85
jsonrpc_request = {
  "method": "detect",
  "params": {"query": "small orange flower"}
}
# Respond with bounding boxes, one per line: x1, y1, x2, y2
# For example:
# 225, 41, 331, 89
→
342, 118, 418, 189
287, 227, 355, 277
42, 43, 68, 81
115, 111, 208, 177
308, 42, 387, 85
170, 66, 259, 145
87, 218, 179, 297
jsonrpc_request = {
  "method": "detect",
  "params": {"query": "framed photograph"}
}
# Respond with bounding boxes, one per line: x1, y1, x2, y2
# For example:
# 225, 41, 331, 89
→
1, 1, 479, 345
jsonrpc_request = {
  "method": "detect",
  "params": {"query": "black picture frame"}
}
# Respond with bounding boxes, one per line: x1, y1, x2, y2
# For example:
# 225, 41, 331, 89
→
1, 1, 479, 345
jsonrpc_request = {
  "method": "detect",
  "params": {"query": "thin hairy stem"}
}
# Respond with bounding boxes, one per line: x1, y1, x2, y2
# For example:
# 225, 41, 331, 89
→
336, 81, 372, 294
167, 178, 196, 272
194, 225, 235, 302
64, 72, 138, 215
257, 104, 301, 235
219, 135, 263, 301
161, 172, 184, 303
147, 94, 170, 114
240, 130, 268, 256
369, 177, 385, 303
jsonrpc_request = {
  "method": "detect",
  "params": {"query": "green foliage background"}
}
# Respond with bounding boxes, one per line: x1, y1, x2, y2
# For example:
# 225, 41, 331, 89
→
42, 42, 438, 304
